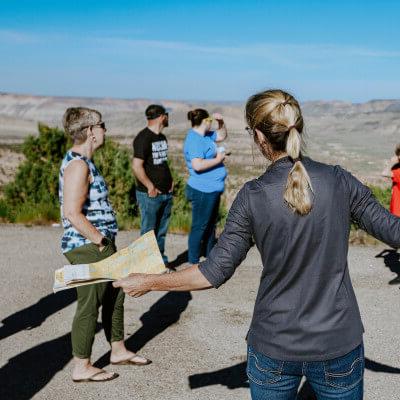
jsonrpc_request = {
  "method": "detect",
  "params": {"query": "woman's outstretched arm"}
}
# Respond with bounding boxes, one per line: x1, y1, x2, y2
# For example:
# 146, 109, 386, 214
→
113, 265, 212, 297
115, 184, 254, 296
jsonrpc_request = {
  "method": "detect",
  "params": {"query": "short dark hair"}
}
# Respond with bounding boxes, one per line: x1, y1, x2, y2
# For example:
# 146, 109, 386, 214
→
145, 104, 166, 120
187, 108, 209, 127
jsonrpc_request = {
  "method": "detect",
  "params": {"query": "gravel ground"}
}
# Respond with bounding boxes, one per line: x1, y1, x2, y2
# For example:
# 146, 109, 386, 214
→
0, 225, 399, 400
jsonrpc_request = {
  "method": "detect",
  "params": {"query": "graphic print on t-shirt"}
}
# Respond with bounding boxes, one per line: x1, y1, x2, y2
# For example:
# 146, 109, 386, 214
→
152, 140, 168, 165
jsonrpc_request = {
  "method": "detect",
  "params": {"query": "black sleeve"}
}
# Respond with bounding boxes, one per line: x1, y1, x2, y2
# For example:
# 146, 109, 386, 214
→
198, 184, 254, 288
339, 166, 400, 248
133, 132, 150, 161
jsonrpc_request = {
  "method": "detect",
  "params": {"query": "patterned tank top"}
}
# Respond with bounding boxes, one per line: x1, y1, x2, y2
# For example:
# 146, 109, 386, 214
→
59, 151, 118, 253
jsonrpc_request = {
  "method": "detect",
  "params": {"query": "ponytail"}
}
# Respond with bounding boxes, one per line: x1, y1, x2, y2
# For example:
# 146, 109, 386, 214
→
284, 127, 313, 215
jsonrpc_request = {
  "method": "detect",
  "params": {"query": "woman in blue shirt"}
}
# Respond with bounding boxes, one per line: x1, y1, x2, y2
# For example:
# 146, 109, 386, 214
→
183, 109, 228, 264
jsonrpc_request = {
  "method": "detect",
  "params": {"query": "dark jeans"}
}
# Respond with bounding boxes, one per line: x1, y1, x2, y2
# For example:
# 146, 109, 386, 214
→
247, 344, 364, 400
64, 242, 125, 359
186, 184, 221, 264
136, 190, 173, 263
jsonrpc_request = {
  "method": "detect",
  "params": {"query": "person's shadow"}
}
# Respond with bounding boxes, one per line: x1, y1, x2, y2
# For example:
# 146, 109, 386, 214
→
0, 290, 76, 340
376, 249, 400, 285
94, 291, 192, 368
188, 362, 316, 398
0, 291, 192, 399
167, 250, 188, 271
188, 357, 400, 398
0, 323, 101, 400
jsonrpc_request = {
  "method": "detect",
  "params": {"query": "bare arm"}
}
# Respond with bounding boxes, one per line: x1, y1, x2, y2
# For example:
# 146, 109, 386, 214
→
113, 265, 212, 297
114, 185, 253, 296
63, 160, 104, 246
191, 152, 225, 172
132, 157, 161, 197
213, 113, 227, 142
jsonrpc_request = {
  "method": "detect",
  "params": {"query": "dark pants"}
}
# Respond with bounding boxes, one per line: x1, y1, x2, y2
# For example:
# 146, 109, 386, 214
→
247, 344, 364, 400
64, 242, 125, 359
136, 190, 173, 264
186, 184, 221, 264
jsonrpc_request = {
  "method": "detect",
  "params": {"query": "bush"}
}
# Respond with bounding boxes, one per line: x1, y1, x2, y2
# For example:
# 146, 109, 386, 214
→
3, 123, 137, 225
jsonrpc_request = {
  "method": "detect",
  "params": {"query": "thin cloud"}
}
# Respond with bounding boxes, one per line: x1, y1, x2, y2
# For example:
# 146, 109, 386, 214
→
2, 29, 400, 63
95, 37, 400, 70
0, 29, 39, 44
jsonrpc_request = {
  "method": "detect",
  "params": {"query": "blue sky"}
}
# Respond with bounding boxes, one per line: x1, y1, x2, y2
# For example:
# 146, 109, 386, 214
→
0, 0, 399, 102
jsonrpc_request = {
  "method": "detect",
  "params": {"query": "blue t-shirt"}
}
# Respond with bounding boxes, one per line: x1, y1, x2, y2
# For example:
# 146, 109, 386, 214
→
183, 129, 227, 193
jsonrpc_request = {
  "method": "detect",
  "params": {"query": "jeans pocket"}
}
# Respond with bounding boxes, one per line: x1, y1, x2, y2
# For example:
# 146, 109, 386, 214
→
324, 344, 364, 389
246, 347, 283, 386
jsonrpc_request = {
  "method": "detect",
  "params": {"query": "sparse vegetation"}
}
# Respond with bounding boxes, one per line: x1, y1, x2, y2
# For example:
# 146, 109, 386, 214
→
0, 124, 227, 232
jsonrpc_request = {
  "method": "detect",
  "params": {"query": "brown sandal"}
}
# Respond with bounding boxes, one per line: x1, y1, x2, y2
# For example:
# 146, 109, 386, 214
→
111, 355, 152, 366
73, 370, 119, 383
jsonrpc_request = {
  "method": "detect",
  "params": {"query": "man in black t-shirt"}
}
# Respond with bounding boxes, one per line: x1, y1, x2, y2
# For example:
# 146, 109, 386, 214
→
133, 104, 173, 264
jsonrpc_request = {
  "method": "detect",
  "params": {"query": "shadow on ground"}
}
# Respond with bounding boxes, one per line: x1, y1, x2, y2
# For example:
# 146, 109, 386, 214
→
188, 357, 400, 398
167, 249, 188, 271
376, 249, 400, 285
0, 290, 76, 340
94, 291, 192, 368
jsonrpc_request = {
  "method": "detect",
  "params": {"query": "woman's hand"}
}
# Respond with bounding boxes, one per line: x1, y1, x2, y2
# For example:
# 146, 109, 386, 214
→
212, 113, 223, 122
113, 273, 151, 297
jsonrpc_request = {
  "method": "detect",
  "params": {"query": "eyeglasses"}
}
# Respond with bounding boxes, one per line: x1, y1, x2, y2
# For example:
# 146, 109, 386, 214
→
245, 126, 255, 136
82, 122, 106, 131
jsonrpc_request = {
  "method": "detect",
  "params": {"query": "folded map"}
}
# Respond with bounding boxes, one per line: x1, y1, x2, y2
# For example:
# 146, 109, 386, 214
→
53, 231, 167, 292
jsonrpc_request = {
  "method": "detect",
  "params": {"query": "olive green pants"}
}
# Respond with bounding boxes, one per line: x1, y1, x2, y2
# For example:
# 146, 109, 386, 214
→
64, 242, 125, 359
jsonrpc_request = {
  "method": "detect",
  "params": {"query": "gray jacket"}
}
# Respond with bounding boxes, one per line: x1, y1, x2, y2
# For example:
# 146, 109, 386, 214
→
199, 156, 400, 361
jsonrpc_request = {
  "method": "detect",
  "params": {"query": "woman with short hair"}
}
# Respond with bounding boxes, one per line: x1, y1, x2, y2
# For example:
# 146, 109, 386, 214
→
115, 90, 400, 399
183, 109, 228, 265
60, 107, 150, 383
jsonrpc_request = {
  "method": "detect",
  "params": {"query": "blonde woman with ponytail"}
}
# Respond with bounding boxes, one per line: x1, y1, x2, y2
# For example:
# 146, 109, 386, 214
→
115, 90, 400, 400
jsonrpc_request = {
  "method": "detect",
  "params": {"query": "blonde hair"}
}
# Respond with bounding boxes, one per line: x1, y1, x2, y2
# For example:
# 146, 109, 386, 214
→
245, 89, 313, 215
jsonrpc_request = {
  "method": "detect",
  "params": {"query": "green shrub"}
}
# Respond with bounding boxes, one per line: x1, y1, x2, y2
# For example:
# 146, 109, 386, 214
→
3, 124, 137, 225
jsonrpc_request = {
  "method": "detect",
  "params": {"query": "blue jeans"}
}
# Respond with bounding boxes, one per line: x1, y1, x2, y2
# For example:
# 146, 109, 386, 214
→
186, 185, 221, 264
247, 344, 364, 400
136, 190, 173, 263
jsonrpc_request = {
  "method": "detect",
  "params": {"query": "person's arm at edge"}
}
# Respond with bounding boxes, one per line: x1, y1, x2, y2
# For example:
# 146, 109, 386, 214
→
63, 159, 104, 246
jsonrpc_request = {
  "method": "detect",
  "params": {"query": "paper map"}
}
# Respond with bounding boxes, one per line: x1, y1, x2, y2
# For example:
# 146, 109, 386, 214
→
53, 231, 166, 292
